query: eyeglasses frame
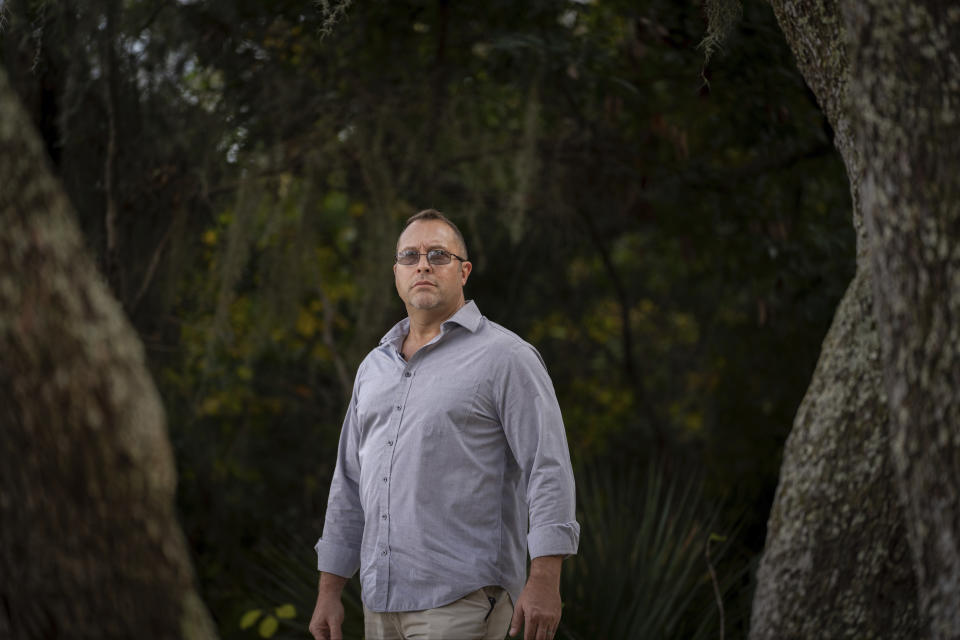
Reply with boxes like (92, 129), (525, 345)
(394, 248), (467, 266)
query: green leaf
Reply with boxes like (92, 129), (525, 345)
(708, 532), (728, 543)
(258, 615), (279, 638)
(239, 609), (262, 630)
(274, 603), (296, 619)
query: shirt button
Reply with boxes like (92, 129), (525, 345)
(382, 477), (388, 483)
(395, 405), (401, 410)
(381, 550), (388, 556)
(387, 440), (393, 446)
(382, 514), (388, 520)
(404, 372), (411, 377)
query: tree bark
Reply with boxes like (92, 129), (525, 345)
(751, 269), (917, 638)
(754, 0), (960, 636)
(751, 0), (921, 636)
(848, 1), (960, 636)
(0, 66), (217, 640)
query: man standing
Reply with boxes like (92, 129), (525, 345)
(309, 210), (580, 640)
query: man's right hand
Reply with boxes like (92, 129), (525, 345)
(309, 573), (348, 640)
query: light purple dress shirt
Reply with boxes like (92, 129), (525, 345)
(314, 301), (580, 612)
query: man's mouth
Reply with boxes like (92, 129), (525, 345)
(412, 281), (436, 288)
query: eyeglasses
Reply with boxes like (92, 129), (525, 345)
(395, 248), (466, 266)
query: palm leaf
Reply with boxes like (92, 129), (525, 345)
(558, 459), (741, 640)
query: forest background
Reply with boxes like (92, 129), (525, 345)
(0, 0), (858, 638)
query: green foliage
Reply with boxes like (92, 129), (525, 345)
(239, 603), (296, 637)
(239, 609), (262, 630)
(258, 616), (278, 638)
(559, 460), (742, 639)
(232, 531), (364, 640)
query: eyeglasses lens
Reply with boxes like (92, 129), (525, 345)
(427, 250), (452, 265)
(396, 250), (452, 265)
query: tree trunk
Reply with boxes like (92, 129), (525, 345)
(848, 1), (960, 636)
(0, 67), (217, 640)
(751, 269), (917, 638)
(751, 0), (920, 636)
(754, 0), (960, 636)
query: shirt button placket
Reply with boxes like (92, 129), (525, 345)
(378, 369), (412, 610)
(377, 366), (411, 610)
(377, 463), (390, 609)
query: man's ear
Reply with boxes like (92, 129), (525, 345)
(460, 261), (473, 285)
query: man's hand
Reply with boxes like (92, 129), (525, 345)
(509, 555), (563, 640)
(309, 573), (348, 640)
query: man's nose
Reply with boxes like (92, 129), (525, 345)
(416, 253), (433, 271)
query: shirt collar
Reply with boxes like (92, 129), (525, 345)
(443, 300), (482, 333)
(379, 300), (482, 349)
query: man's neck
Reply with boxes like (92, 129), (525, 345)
(402, 300), (465, 356)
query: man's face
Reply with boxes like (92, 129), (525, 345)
(393, 220), (472, 313)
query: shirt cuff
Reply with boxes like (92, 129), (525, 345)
(314, 537), (361, 578)
(528, 521), (581, 559)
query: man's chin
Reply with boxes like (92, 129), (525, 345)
(409, 295), (441, 311)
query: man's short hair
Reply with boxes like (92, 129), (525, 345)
(400, 209), (469, 259)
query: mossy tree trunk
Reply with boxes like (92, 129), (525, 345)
(752, 0), (959, 637)
(0, 68), (217, 640)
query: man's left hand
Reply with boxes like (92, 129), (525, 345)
(509, 555), (563, 640)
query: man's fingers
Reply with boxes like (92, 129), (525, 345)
(524, 614), (536, 640)
(544, 617), (559, 639)
(523, 614), (558, 640)
(308, 618), (341, 640)
(523, 610), (539, 640)
(509, 602), (524, 637)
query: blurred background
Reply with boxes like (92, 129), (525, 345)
(0, 0), (854, 637)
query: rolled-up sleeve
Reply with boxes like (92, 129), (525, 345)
(497, 344), (580, 559)
(314, 368), (365, 578)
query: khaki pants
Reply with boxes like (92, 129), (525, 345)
(363, 586), (513, 640)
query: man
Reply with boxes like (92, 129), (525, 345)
(310, 210), (579, 640)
